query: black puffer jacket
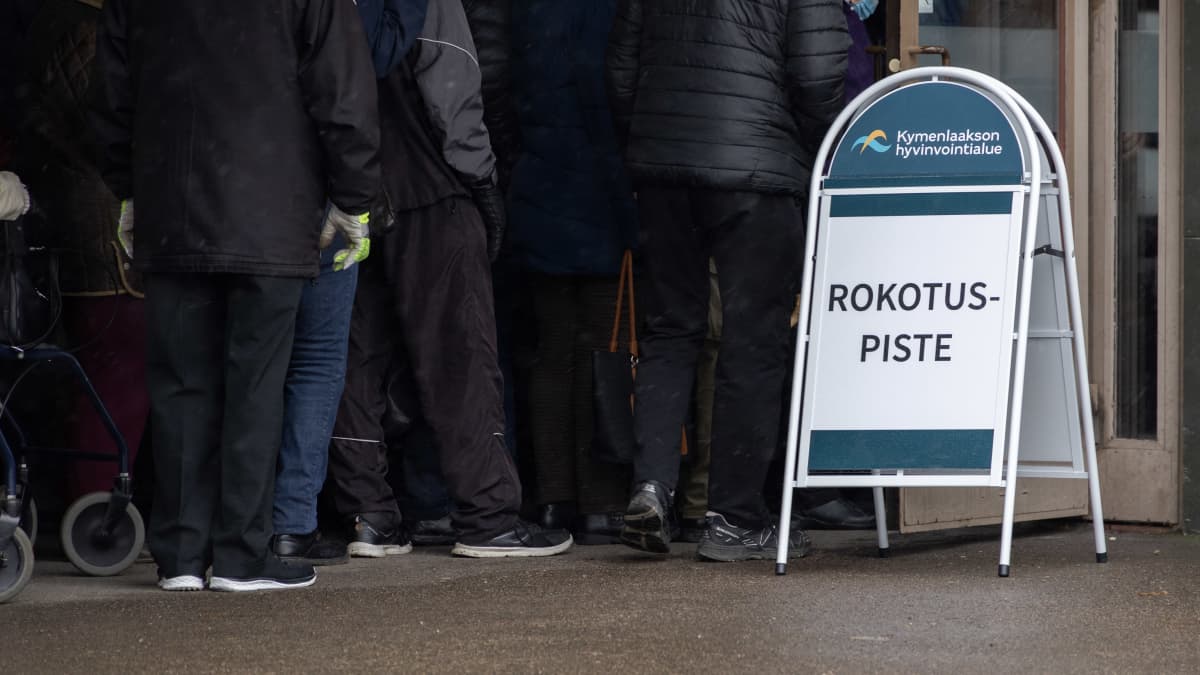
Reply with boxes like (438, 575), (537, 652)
(606, 0), (848, 195)
(464, 0), (518, 185)
(93, 0), (380, 277)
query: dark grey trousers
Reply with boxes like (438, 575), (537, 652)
(145, 273), (303, 578)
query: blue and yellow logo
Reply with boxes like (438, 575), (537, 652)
(852, 129), (892, 154)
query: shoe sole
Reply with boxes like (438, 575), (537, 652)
(696, 541), (813, 563)
(279, 553), (350, 567)
(619, 506), (670, 554)
(347, 542), (413, 558)
(450, 535), (574, 558)
(157, 575), (205, 592)
(209, 574), (317, 592)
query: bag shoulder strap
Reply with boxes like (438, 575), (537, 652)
(607, 250), (637, 356)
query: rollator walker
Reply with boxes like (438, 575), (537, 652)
(0, 217), (145, 603)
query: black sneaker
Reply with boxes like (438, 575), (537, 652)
(209, 556), (316, 592)
(408, 515), (456, 546)
(348, 513), (413, 558)
(272, 531), (349, 566)
(696, 513), (812, 563)
(450, 521), (573, 558)
(619, 481), (674, 554)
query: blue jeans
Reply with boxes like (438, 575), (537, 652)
(273, 248), (359, 534)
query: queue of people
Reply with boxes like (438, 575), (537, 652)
(0, 0), (863, 592)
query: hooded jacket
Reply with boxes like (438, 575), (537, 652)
(92, 0), (381, 277)
(369, 0), (497, 212)
(606, 0), (848, 196)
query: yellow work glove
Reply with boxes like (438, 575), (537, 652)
(320, 203), (371, 271)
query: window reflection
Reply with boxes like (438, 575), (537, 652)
(1115, 0), (1159, 439)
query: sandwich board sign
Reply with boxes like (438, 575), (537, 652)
(776, 68), (1107, 578)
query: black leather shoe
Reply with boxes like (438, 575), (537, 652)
(538, 502), (577, 531)
(574, 512), (624, 545)
(272, 531), (349, 566)
(792, 498), (877, 530)
(451, 520), (573, 558)
(678, 516), (708, 544)
(408, 515), (456, 546)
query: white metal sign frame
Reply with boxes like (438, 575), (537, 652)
(776, 67), (1107, 578)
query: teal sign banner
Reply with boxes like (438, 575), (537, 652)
(827, 81), (1025, 188)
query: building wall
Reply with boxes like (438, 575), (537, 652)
(1181, 0), (1200, 533)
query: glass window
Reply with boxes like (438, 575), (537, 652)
(1115, 0), (1160, 439)
(918, 0), (1060, 131)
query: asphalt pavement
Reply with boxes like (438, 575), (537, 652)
(2, 521), (1197, 673)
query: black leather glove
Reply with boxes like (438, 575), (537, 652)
(470, 176), (506, 263)
(369, 186), (396, 238)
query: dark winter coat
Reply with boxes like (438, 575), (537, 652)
(508, 0), (636, 277)
(93, 0), (381, 277)
(18, 0), (141, 296)
(367, 0), (497, 212)
(464, 0), (519, 185)
(606, 0), (849, 195)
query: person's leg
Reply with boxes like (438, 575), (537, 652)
(210, 275), (304, 581)
(144, 274), (223, 586)
(272, 249), (358, 562)
(620, 187), (710, 553)
(573, 274), (632, 540)
(528, 275), (579, 524)
(392, 197), (524, 543)
(326, 256), (408, 557)
(679, 260), (720, 541)
(703, 191), (806, 552)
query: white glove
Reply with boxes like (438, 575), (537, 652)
(320, 203), (371, 271)
(0, 171), (31, 222)
(117, 199), (135, 258)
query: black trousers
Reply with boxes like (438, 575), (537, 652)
(145, 273), (304, 577)
(528, 274), (631, 514)
(633, 187), (804, 530)
(327, 196), (521, 542)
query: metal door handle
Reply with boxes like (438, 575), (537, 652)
(906, 45), (951, 66)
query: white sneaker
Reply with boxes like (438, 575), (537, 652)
(157, 575), (205, 591)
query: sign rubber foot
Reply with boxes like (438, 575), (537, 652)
(998, 564), (1010, 577)
(878, 547), (890, 559)
(1096, 552), (1108, 563)
(775, 563), (787, 576)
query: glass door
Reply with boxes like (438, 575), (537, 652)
(886, 0), (1093, 532)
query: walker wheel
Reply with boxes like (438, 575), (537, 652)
(20, 497), (37, 545)
(60, 492), (145, 577)
(0, 527), (34, 603)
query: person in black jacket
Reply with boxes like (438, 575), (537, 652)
(325, 0), (572, 558)
(607, 0), (848, 561)
(93, 0), (381, 591)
